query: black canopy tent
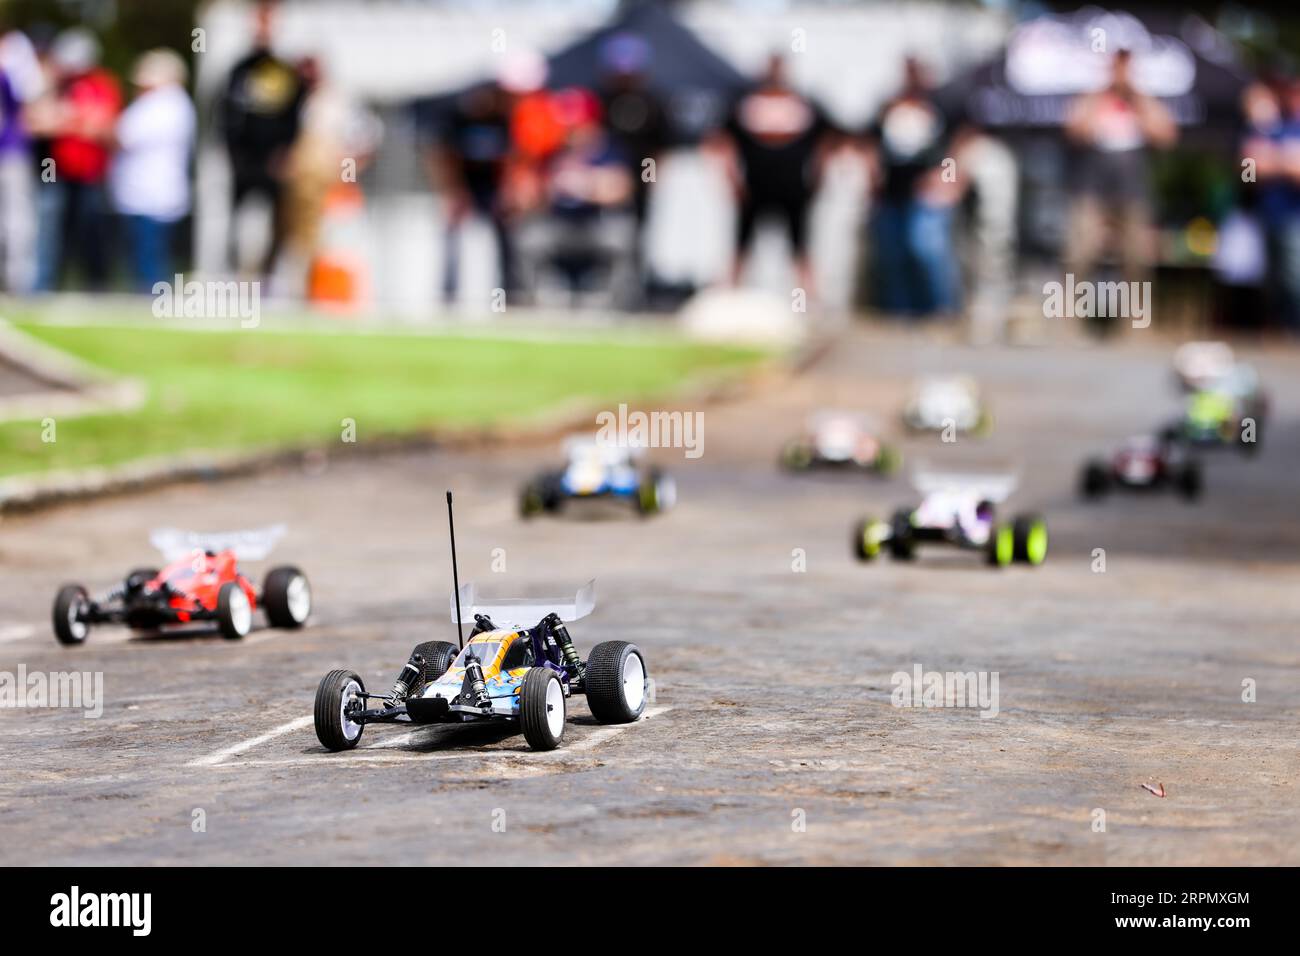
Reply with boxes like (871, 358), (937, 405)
(931, 8), (1252, 258)
(941, 7), (1253, 143)
(414, 0), (748, 145)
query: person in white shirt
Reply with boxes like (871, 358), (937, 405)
(110, 48), (194, 291)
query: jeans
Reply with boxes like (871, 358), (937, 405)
(35, 180), (110, 291)
(873, 199), (960, 315)
(123, 214), (174, 293)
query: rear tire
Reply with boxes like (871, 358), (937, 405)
(584, 641), (647, 724)
(1176, 460), (1203, 500)
(412, 640), (459, 688)
(127, 567), (160, 589)
(636, 469), (673, 516)
(520, 481), (544, 518)
(888, 508), (916, 560)
(315, 669), (366, 751)
(874, 444), (902, 475)
(1080, 461), (1109, 499)
(780, 440), (813, 471)
(216, 581), (252, 640)
(53, 584), (90, 645)
(1012, 514), (1049, 565)
(520, 667), (565, 750)
(263, 566), (311, 628)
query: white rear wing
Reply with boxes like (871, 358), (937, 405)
(451, 579), (596, 628)
(912, 466), (1019, 503)
(149, 524), (286, 562)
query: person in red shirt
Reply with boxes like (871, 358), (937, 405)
(25, 28), (120, 290)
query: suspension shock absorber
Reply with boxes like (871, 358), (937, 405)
(386, 653), (424, 707)
(463, 653), (490, 708)
(544, 613), (585, 681)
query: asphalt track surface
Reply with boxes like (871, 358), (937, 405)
(1, 327), (1297, 865)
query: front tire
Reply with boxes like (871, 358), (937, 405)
(987, 523), (1014, 567)
(216, 581), (252, 640)
(520, 667), (565, 750)
(263, 566), (311, 628)
(315, 669), (366, 751)
(585, 641), (647, 724)
(889, 508), (916, 560)
(53, 584), (90, 645)
(853, 518), (882, 561)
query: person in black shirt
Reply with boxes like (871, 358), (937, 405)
(717, 54), (835, 298)
(866, 57), (962, 316)
(434, 82), (517, 302)
(597, 33), (668, 302)
(219, 1), (304, 277)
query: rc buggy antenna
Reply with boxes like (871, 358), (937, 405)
(447, 490), (464, 650)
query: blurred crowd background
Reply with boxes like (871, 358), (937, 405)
(2, 0), (1300, 338)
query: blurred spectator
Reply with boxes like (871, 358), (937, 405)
(110, 49), (194, 292)
(516, 88), (635, 303)
(1063, 48), (1176, 328)
(0, 27), (41, 294)
(867, 56), (963, 317)
(597, 33), (668, 302)
(1239, 78), (1300, 333)
(220, 0), (304, 277)
(433, 77), (518, 303)
(1217, 81), (1281, 329)
(25, 28), (120, 292)
(717, 54), (834, 298)
(281, 55), (382, 302)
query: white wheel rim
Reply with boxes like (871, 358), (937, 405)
(657, 477), (677, 509)
(229, 588), (251, 635)
(286, 576), (311, 622)
(545, 678), (565, 738)
(340, 679), (362, 741)
(67, 598), (87, 640)
(622, 652), (645, 711)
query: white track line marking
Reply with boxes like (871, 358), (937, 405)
(0, 625), (35, 644)
(197, 706), (672, 768)
(186, 715), (314, 767)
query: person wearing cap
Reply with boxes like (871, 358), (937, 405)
(24, 26), (121, 291)
(110, 49), (195, 291)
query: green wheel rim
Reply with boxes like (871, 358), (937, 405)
(861, 525), (881, 558)
(1026, 521), (1048, 565)
(995, 526), (1013, 566)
